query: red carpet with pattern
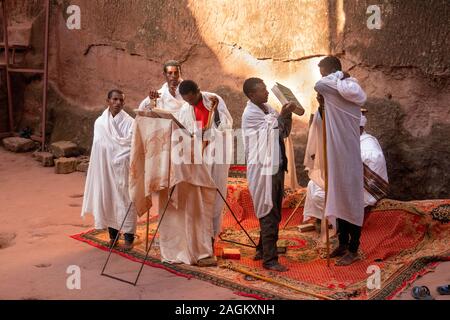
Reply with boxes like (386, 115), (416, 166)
(72, 171), (450, 299)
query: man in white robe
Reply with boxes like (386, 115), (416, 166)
(81, 89), (137, 250)
(176, 80), (233, 247)
(138, 60), (184, 112)
(312, 56), (367, 266)
(242, 77), (303, 272)
(303, 114), (389, 228)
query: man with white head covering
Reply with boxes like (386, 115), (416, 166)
(138, 60), (185, 112)
(304, 112), (389, 217)
(303, 98), (389, 265)
(309, 56), (367, 266)
(359, 113), (389, 206)
(82, 89), (137, 250)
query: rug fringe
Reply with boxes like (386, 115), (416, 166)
(233, 291), (268, 300)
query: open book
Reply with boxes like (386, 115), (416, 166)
(134, 108), (188, 132)
(271, 82), (305, 116)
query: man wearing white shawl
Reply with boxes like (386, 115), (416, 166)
(310, 56), (367, 266)
(304, 114), (389, 228)
(242, 77), (303, 272)
(81, 90), (137, 250)
(138, 60), (184, 112)
(176, 80), (234, 248)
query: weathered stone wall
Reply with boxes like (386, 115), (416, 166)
(3, 0), (449, 200)
(333, 0), (450, 199)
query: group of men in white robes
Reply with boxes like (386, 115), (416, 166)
(81, 56), (387, 269)
(82, 60), (233, 266)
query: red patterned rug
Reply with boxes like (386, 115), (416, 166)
(72, 173), (450, 300)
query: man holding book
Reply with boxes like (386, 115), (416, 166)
(242, 77), (304, 272)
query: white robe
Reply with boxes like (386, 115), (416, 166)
(138, 82), (185, 112)
(176, 92), (233, 237)
(314, 71), (366, 227)
(81, 109), (137, 234)
(242, 101), (282, 219)
(360, 132), (389, 206)
(304, 132), (388, 219)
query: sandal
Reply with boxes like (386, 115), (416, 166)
(411, 286), (434, 300)
(437, 285), (450, 295)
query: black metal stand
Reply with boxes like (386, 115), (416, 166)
(100, 182), (256, 286)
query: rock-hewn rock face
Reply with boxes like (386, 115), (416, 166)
(4, 0), (449, 199)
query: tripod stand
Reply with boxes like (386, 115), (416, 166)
(100, 183), (256, 286)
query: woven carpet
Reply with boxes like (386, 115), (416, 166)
(72, 173), (450, 300)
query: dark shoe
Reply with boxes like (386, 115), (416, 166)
(108, 239), (118, 248)
(437, 285), (450, 295)
(121, 240), (134, 251)
(253, 251), (263, 261)
(263, 262), (289, 272)
(329, 245), (348, 258)
(335, 251), (361, 266)
(412, 286), (434, 300)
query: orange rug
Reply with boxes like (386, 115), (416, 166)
(71, 177), (450, 300)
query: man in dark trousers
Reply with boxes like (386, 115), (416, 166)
(242, 77), (303, 272)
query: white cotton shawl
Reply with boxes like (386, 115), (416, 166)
(138, 82), (185, 112)
(314, 72), (367, 227)
(81, 108), (137, 233)
(176, 91), (233, 236)
(242, 101), (281, 219)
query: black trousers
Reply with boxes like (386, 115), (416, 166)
(337, 218), (361, 253)
(108, 227), (135, 243)
(256, 168), (285, 267)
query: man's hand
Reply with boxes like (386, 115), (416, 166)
(148, 89), (160, 100)
(280, 102), (297, 117)
(209, 96), (219, 109)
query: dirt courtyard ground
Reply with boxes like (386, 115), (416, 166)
(0, 148), (448, 300)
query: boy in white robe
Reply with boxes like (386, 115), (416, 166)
(242, 77), (303, 272)
(176, 80), (233, 250)
(81, 90), (137, 250)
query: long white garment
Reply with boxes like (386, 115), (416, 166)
(176, 92), (233, 237)
(314, 71), (366, 227)
(81, 109), (137, 233)
(360, 132), (389, 206)
(303, 180), (326, 220)
(303, 132), (387, 219)
(242, 101), (281, 219)
(129, 116), (217, 264)
(304, 111), (326, 189)
(138, 82), (185, 112)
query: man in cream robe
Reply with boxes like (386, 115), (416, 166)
(311, 56), (367, 266)
(138, 60), (184, 112)
(304, 114), (389, 226)
(81, 90), (137, 249)
(176, 80), (233, 242)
